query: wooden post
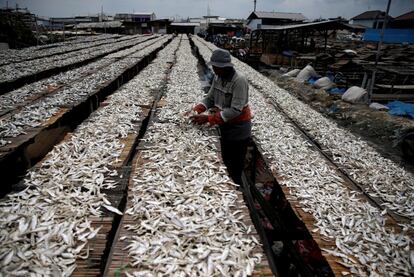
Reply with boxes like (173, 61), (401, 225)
(368, 0), (392, 103)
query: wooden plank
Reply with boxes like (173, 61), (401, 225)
(105, 153), (273, 276)
(156, 99), (167, 108)
(112, 133), (139, 169)
(371, 93), (414, 101)
(72, 217), (114, 276)
(279, 185), (351, 275)
(0, 107), (69, 154)
(375, 84), (414, 90)
(276, 162), (408, 275)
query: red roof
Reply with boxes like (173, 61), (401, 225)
(351, 10), (393, 20)
(395, 10), (414, 21)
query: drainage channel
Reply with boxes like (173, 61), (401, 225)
(101, 36), (182, 276)
(1, 37), (173, 198)
(189, 37), (334, 277)
(243, 144), (334, 277)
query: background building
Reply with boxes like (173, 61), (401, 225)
(391, 10), (414, 29)
(114, 12), (156, 34)
(150, 19), (171, 34)
(350, 10), (393, 29)
(168, 22), (200, 34)
(247, 11), (307, 30)
(114, 12), (156, 23)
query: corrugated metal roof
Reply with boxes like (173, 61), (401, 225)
(170, 22), (200, 27)
(341, 23), (367, 30)
(251, 11), (307, 21)
(258, 20), (341, 30)
(133, 12), (154, 15)
(395, 10), (414, 21)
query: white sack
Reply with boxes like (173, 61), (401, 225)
(314, 77), (334, 90)
(296, 65), (318, 82)
(342, 86), (368, 103)
(283, 69), (300, 77)
(369, 102), (389, 110)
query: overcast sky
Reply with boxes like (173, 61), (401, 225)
(1, 0), (413, 20)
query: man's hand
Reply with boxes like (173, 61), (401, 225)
(190, 114), (209, 125)
(208, 112), (224, 125)
(192, 104), (206, 114)
(184, 104), (206, 117)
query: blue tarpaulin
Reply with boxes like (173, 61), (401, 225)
(386, 101), (414, 119)
(306, 77), (319, 84)
(327, 87), (346, 94)
(306, 77), (346, 94)
(364, 28), (414, 44)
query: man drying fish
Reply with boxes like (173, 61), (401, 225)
(188, 48), (251, 185)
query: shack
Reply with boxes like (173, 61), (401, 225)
(114, 12), (156, 34)
(247, 11), (307, 31)
(207, 23), (242, 36)
(248, 19), (351, 65)
(150, 19), (171, 34)
(168, 22), (200, 34)
(350, 10), (393, 29)
(391, 10), (414, 29)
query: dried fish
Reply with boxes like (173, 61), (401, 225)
(122, 35), (262, 276)
(192, 36), (413, 276)
(0, 36), (178, 275)
(0, 35), (154, 84)
(0, 34), (121, 66)
(103, 205), (123, 215)
(0, 36), (171, 141)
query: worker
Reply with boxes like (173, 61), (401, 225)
(189, 48), (251, 185)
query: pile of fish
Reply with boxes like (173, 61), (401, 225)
(0, 34), (122, 66)
(266, 87), (414, 219)
(103, 35), (167, 60)
(0, 36), (171, 145)
(193, 35), (414, 219)
(192, 36), (413, 276)
(0, 35), (155, 84)
(0, 36), (179, 276)
(0, 59), (112, 115)
(119, 35), (262, 276)
(0, 35), (169, 116)
(232, 55), (414, 220)
(194, 36), (414, 219)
